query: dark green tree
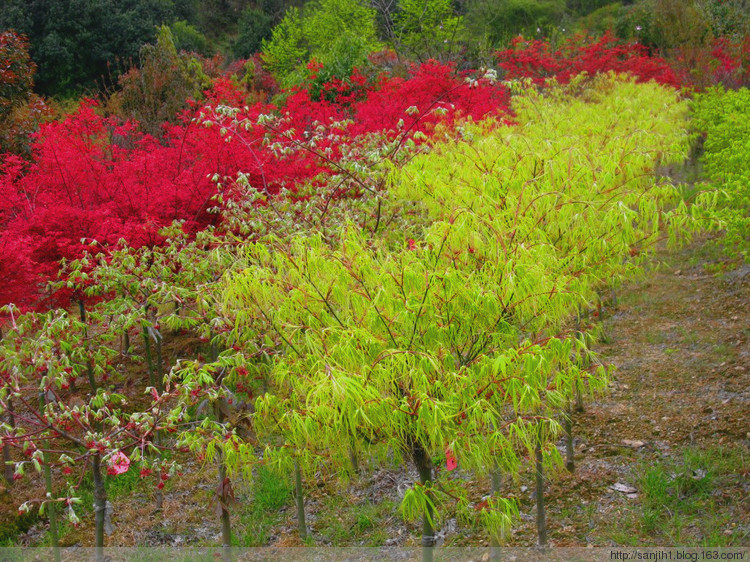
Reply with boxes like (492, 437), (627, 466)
(463, 0), (567, 49)
(0, 0), (180, 96)
(115, 26), (207, 138)
(233, 7), (274, 57)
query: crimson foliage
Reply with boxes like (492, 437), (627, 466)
(0, 61), (510, 311)
(495, 33), (681, 88)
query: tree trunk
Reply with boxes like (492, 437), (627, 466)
(490, 466), (502, 561)
(154, 328), (164, 394)
(39, 393), (60, 560)
(575, 387), (585, 413)
(78, 300), (97, 392)
(564, 402), (575, 474)
(3, 396), (14, 486)
(349, 442), (360, 475)
(92, 454), (107, 562)
(534, 433), (547, 548)
(218, 459), (231, 560)
(294, 461), (307, 541)
(43, 447), (60, 561)
(142, 323), (155, 389)
(142, 320), (164, 510)
(412, 440), (435, 562)
(214, 401), (232, 558)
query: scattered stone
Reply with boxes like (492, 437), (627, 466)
(611, 482), (637, 494)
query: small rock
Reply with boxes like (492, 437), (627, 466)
(611, 482), (637, 494)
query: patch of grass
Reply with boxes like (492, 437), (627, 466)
(0, 509), (38, 545)
(644, 330), (668, 345)
(607, 511), (642, 546)
(600, 446), (748, 547)
(314, 493), (394, 546)
(711, 343), (732, 359)
(234, 466), (293, 547)
(636, 446), (747, 546)
(677, 326), (699, 345)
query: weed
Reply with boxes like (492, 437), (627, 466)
(234, 466), (292, 547)
(635, 447), (747, 546)
(645, 330), (668, 345)
(677, 327), (699, 345)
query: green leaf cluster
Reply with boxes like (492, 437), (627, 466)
(216, 74), (703, 534)
(394, 0), (465, 62)
(261, 0), (380, 87)
(691, 86), (750, 261)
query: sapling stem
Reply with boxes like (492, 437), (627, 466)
(153, 436), (163, 512)
(575, 308), (585, 413)
(564, 402), (575, 473)
(412, 440), (435, 562)
(154, 329), (164, 394)
(490, 466), (502, 562)
(141, 310), (164, 510)
(78, 300), (97, 392)
(294, 461), (307, 540)
(142, 323), (155, 388)
(43, 451), (60, 562)
(3, 325), (14, 486)
(534, 429), (547, 548)
(349, 442), (360, 475)
(575, 387), (585, 413)
(39, 393), (60, 561)
(92, 454), (107, 562)
(214, 400), (232, 558)
(2, 426), (12, 485)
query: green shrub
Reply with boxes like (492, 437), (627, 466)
(691, 86), (750, 261)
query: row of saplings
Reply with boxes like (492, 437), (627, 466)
(0, 75), (711, 561)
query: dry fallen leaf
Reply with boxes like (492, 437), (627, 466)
(623, 439), (645, 448)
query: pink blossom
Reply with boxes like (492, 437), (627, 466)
(107, 451), (130, 476)
(445, 447), (457, 471)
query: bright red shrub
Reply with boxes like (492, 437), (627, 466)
(496, 33), (680, 88)
(0, 61), (511, 311)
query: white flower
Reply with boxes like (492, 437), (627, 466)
(636, 25), (642, 31)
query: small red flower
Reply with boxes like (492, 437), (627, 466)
(446, 447), (457, 471)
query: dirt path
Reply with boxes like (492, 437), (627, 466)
(504, 238), (750, 547)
